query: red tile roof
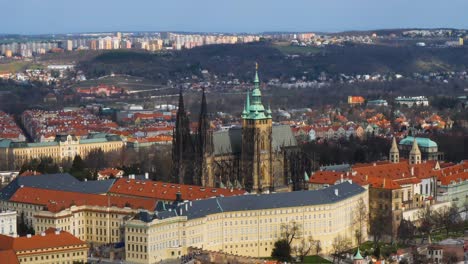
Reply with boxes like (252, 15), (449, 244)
(0, 228), (87, 252)
(10, 187), (156, 212)
(310, 160), (464, 190)
(309, 171), (345, 185)
(0, 250), (19, 264)
(438, 172), (468, 186)
(109, 178), (246, 201)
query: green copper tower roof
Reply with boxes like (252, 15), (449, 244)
(242, 63), (271, 120)
(353, 247), (364, 260)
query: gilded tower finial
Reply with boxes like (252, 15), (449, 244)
(254, 62), (259, 84)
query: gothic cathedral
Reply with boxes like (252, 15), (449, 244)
(172, 65), (304, 193)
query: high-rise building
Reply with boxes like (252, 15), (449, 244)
(65, 40), (73, 51)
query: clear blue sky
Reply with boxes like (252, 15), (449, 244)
(2, 0), (467, 34)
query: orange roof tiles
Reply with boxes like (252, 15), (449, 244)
(310, 160), (465, 190)
(98, 168), (123, 177)
(309, 171), (345, 185)
(10, 187), (156, 213)
(0, 228), (87, 252)
(0, 250), (19, 264)
(109, 178), (246, 201)
(438, 172), (468, 186)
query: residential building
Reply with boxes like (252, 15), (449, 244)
(436, 161), (468, 209)
(0, 210), (16, 237)
(4, 186), (156, 245)
(0, 134), (123, 169)
(367, 99), (388, 107)
(0, 228), (88, 264)
(124, 182), (368, 263)
(427, 239), (465, 264)
(97, 168), (124, 180)
(395, 96), (429, 107)
(0, 173), (114, 226)
(308, 138), (466, 240)
(348, 96), (365, 105)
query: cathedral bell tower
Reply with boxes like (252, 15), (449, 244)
(389, 136), (399, 163)
(241, 63), (273, 193)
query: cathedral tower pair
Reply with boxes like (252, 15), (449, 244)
(172, 87), (211, 185)
(389, 137), (421, 165)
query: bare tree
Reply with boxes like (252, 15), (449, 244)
(292, 236), (317, 262)
(353, 197), (368, 246)
(434, 203), (462, 236)
(331, 235), (352, 264)
(397, 219), (416, 245)
(417, 205), (436, 244)
(280, 221), (302, 246)
(315, 240), (322, 256)
(370, 211), (391, 248)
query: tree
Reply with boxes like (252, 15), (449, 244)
(397, 219), (416, 245)
(370, 211), (391, 248)
(271, 239), (292, 262)
(417, 206), (436, 244)
(314, 240), (322, 256)
(280, 221), (302, 246)
(434, 203), (462, 236)
(331, 235), (352, 264)
(69, 155), (91, 181)
(84, 148), (107, 176)
(353, 197), (368, 246)
(293, 236), (317, 263)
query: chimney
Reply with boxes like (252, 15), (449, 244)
(411, 167), (414, 176)
(334, 189), (339, 196)
(55, 230), (60, 235)
(40, 232), (45, 236)
(175, 191), (182, 202)
(145, 173), (149, 180)
(26, 234), (32, 238)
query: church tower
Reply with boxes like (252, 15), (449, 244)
(196, 87), (213, 186)
(172, 89), (195, 184)
(241, 64), (273, 193)
(409, 138), (421, 165)
(389, 137), (399, 163)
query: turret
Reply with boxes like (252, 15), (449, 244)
(389, 137), (399, 163)
(353, 247), (365, 264)
(409, 138), (421, 165)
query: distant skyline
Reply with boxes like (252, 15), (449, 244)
(2, 0), (468, 35)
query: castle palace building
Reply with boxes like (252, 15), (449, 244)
(172, 67), (301, 193)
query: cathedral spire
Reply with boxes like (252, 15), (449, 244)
(242, 63), (269, 120)
(389, 136), (399, 163)
(409, 138), (421, 164)
(254, 62), (260, 86)
(177, 88), (185, 114)
(172, 87), (195, 184)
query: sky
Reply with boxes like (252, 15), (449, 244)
(2, 0), (468, 35)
